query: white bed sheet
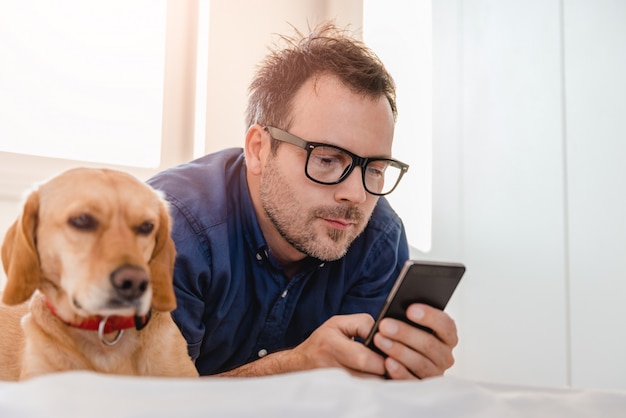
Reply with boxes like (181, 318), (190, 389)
(1, 369), (624, 418)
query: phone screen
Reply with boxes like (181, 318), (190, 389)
(364, 260), (465, 355)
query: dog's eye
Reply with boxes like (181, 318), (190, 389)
(136, 221), (154, 235)
(68, 214), (98, 231)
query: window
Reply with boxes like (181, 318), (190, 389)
(0, 0), (167, 167)
(363, 0), (433, 253)
(0, 0), (203, 200)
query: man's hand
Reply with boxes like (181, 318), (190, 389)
(371, 303), (458, 379)
(288, 314), (386, 378)
(218, 308), (457, 380)
(218, 314), (386, 378)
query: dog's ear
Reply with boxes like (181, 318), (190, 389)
(2, 191), (41, 305)
(149, 198), (177, 312)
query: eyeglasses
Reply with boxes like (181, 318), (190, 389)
(264, 126), (409, 196)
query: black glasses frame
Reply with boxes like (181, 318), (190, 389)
(264, 126), (409, 196)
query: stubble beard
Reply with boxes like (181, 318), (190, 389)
(259, 156), (369, 261)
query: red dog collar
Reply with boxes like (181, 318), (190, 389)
(45, 299), (152, 333)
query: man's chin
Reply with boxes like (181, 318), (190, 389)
(305, 236), (352, 261)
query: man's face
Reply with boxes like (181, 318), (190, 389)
(259, 74), (395, 261)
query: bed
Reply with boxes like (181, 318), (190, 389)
(1, 369), (625, 417)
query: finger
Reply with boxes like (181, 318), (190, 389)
(406, 304), (458, 347)
(376, 317), (455, 374)
(331, 313), (376, 341)
(384, 356), (419, 380)
(373, 332), (443, 378)
(324, 314), (386, 376)
(344, 365), (388, 380)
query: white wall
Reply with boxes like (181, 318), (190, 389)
(564, 0), (626, 390)
(433, 0), (626, 390)
(203, 0), (363, 153)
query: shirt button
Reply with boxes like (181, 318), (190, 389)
(281, 289), (288, 298)
(258, 349), (268, 358)
(256, 252), (262, 261)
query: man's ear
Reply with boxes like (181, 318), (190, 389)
(244, 124), (268, 176)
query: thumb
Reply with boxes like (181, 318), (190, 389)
(333, 313), (376, 340)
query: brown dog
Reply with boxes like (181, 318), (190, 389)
(0, 168), (198, 380)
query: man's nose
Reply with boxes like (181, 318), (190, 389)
(334, 166), (368, 204)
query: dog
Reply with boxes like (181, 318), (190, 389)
(0, 167), (198, 380)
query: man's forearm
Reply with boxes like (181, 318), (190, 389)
(215, 349), (301, 377)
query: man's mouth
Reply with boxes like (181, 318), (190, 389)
(323, 218), (354, 231)
(315, 205), (363, 232)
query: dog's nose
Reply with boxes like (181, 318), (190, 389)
(110, 265), (149, 301)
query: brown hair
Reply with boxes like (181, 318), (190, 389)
(245, 21), (397, 136)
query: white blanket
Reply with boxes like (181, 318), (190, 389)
(1, 369), (624, 417)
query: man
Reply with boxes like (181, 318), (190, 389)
(148, 22), (457, 380)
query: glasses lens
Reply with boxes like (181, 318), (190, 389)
(364, 160), (403, 195)
(305, 143), (406, 196)
(306, 145), (353, 183)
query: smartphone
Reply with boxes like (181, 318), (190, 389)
(364, 260), (466, 355)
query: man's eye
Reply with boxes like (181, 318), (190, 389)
(366, 166), (385, 178)
(68, 214), (98, 231)
(317, 156), (338, 166)
(366, 161), (389, 178)
(311, 148), (347, 168)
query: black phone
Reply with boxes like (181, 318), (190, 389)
(364, 260), (466, 355)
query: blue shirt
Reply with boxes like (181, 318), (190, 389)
(147, 148), (409, 375)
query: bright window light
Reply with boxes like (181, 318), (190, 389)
(0, 0), (167, 168)
(363, 0), (433, 253)
(194, 0), (210, 159)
